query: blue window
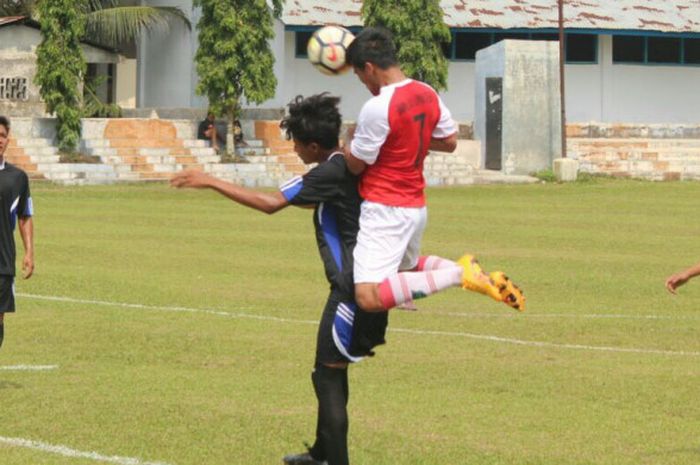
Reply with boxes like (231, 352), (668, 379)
(686, 38), (700, 64)
(613, 34), (700, 66)
(444, 30), (597, 64)
(295, 31), (314, 57)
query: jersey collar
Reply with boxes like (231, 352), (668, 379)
(380, 78), (413, 95)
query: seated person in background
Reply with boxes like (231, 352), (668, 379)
(198, 111), (226, 153)
(233, 119), (247, 147)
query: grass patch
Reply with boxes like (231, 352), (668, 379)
(1, 180), (700, 465)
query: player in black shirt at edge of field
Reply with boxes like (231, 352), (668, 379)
(171, 93), (387, 465)
(0, 116), (34, 350)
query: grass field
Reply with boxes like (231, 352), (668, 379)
(1, 179), (699, 465)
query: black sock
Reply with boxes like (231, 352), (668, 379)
(308, 364), (349, 465)
(0, 323), (4, 349)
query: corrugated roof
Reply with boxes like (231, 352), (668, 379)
(281, 1), (700, 33)
(0, 16), (26, 27)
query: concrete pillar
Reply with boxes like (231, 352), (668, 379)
(475, 40), (562, 175)
(553, 157), (579, 182)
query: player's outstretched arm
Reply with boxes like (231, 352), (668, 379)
(18, 216), (33, 279)
(665, 261), (700, 294)
(171, 170), (288, 214)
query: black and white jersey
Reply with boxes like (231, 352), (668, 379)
(280, 153), (360, 299)
(0, 163), (32, 276)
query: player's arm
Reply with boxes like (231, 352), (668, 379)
(665, 261), (700, 294)
(429, 132), (457, 153)
(430, 96), (458, 153)
(18, 216), (34, 279)
(171, 170), (288, 214)
(342, 144), (367, 175)
(344, 99), (388, 175)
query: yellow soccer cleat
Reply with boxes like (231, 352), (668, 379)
(457, 254), (502, 302)
(489, 271), (526, 312)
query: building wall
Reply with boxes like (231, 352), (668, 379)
(135, 2), (700, 124)
(0, 26), (44, 116)
(138, 0), (205, 108)
(116, 59), (137, 109)
(0, 24), (120, 117)
(567, 35), (700, 124)
(274, 32), (700, 124)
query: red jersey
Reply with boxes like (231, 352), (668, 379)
(350, 79), (456, 207)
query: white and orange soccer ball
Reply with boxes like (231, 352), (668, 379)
(307, 26), (355, 76)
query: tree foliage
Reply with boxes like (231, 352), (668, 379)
(194, 0), (283, 132)
(83, 0), (190, 47)
(362, 0), (451, 91)
(34, 0), (87, 153)
(1, 1), (190, 47)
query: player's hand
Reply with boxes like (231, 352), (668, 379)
(22, 254), (34, 279)
(343, 125), (356, 147)
(665, 272), (689, 294)
(170, 170), (212, 189)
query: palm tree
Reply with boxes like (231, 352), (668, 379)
(0, 0), (190, 47)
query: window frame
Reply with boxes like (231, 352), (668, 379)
(445, 29), (598, 64)
(612, 33), (700, 67)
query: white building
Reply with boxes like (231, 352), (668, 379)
(0, 16), (123, 117)
(137, 1), (700, 123)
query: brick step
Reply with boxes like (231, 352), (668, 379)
(577, 152), (700, 159)
(127, 162), (204, 173)
(571, 147), (700, 155)
(11, 138), (55, 149)
(235, 146), (270, 157)
(570, 139), (700, 149)
(275, 153), (309, 175)
(238, 139), (264, 148)
(267, 144), (296, 156)
(5, 146), (58, 158)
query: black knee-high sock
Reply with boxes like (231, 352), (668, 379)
(308, 364), (349, 465)
(0, 323), (4, 349)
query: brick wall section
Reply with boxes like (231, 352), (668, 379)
(568, 123), (700, 180)
(103, 119), (202, 179)
(569, 137), (700, 181)
(567, 123), (700, 140)
(4, 137), (41, 179)
(254, 120), (306, 175)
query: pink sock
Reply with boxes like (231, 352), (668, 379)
(378, 266), (463, 310)
(413, 255), (458, 271)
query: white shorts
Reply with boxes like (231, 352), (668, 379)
(353, 201), (427, 283)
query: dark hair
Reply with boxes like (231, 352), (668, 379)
(0, 116), (9, 133)
(280, 93), (342, 150)
(346, 27), (398, 70)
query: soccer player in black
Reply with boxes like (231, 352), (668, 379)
(171, 94), (386, 465)
(0, 116), (35, 349)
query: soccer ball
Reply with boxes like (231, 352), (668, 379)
(307, 26), (355, 76)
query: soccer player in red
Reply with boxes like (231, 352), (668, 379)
(343, 27), (524, 313)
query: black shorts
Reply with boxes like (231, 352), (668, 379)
(315, 292), (388, 366)
(0, 275), (15, 313)
(316, 294), (347, 365)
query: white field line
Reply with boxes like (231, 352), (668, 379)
(428, 311), (700, 321)
(0, 436), (172, 465)
(18, 293), (700, 357)
(390, 328), (700, 356)
(0, 365), (58, 371)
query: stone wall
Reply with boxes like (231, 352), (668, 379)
(567, 123), (700, 181)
